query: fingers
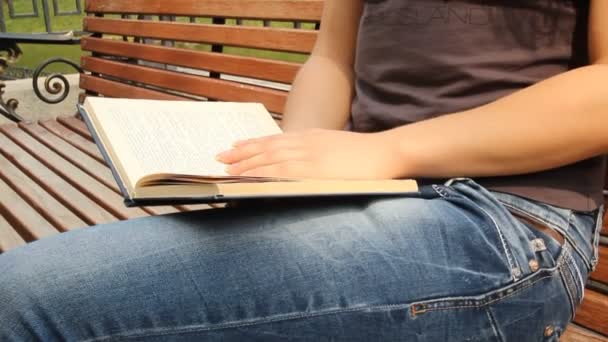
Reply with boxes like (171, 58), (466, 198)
(240, 161), (308, 178)
(226, 148), (306, 175)
(216, 134), (301, 164)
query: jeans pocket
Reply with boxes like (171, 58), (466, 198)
(409, 248), (575, 340)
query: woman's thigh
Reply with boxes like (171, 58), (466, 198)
(0, 181), (576, 341)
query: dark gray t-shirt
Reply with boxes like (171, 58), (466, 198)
(350, 0), (606, 211)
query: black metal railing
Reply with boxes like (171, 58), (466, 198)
(0, 0), (83, 34)
(0, 0), (84, 122)
(0, 6), (318, 123)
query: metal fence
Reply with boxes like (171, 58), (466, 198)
(0, 0), (83, 33)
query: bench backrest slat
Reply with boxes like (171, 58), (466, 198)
(86, 0), (324, 21)
(81, 0), (321, 115)
(84, 18), (318, 54)
(81, 56), (287, 113)
(80, 74), (185, 101)
(81, 37), (300, 84)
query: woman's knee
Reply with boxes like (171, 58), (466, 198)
(0, 249), (72, 339)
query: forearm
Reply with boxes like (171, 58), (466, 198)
(386, 65), (608, 179)
(281, 55), (354, 132)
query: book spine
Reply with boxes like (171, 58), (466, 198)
(77, 104), (133, 204)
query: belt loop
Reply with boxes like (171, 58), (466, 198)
(444, 177), (470, 187)
(591, 205), (605, 271)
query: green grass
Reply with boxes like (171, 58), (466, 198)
(4, 1), (313, 76)
(5, 0), (84, 73)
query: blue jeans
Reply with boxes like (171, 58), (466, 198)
(0, 179), (603, 341)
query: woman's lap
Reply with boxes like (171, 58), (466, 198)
(0, 179), (598, 341)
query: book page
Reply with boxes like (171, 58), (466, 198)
(87, 98), (282, 188)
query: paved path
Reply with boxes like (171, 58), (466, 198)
(0, 74), (81, 125)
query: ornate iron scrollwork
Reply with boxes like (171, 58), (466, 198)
(0, 40), (23, 122)
(32, 57), (83, 105)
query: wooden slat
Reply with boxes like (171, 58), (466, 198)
(0, 177), (58, 242)
(0, 212), (27, 253)
(592, 245), (608, 284)
(81, 37), (301, 84)
(57, 116), (94, 142)
(84, 17), (317, 54)
(18, 122), (181, 217)
(575, 289), (608, 336)
(0, 131), (116, 226)
(0, 152), (86, 232)
(20, 122), (117, 191)
(86, 0), (324, 22)
(80, 74), (187, 102)
(41, 119), (105, 163)
(81, 56), (288, 113)
(180, 204), (213, 211)
(52, 121), (208, 215)
(563, 324), (608, 342)
(0, 125), (148, 222)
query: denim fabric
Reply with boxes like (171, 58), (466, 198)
(0, 179), (602, 341)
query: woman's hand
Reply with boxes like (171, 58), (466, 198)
(216, 129), (402, 179)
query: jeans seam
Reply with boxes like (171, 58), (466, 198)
(410, 274), (556, 317)
(485, 308), (505, 342)
(569, 253), (586, 304)
(559, 264), (577, 321)
(469, 202), (519, 281)
(83, 302), (415, 341)
(434, 184), (519, 280)
(409, 244), (569, 317)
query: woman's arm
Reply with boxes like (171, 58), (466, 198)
(384, 0), (608, 178)
(280, 0), (362, 132)
(218, 1), (608, 180)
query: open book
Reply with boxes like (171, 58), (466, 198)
(78, 98), (418, 206)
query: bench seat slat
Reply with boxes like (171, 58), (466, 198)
(0, 125), (146, 222)
(0, 213), (27, 253)
(180, 204), (214, 211)
(592, 245), (608, 284)
(20, 122), (118, 192)
(0, 130), (117, 225)
(574, 289), (608, 336)
(86, 0), (324, 21)
(563, 324), (608, 342)
(57, 116), (94, 142)
(0, 177), (58, 242)
(81, 37), (301, 84)
(80, 74), (186, 101)
(18, 122), (182, 217)
(84, 17), (317, 54)
(0, 152), (87, 232)
(81, 56), (288, 114)
(41, 119), (105, 163)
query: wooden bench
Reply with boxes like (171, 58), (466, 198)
(0, 1), (606, 340)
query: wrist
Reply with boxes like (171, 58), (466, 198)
(382, 125), (436, 179)
(373, 129), (419, 179)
